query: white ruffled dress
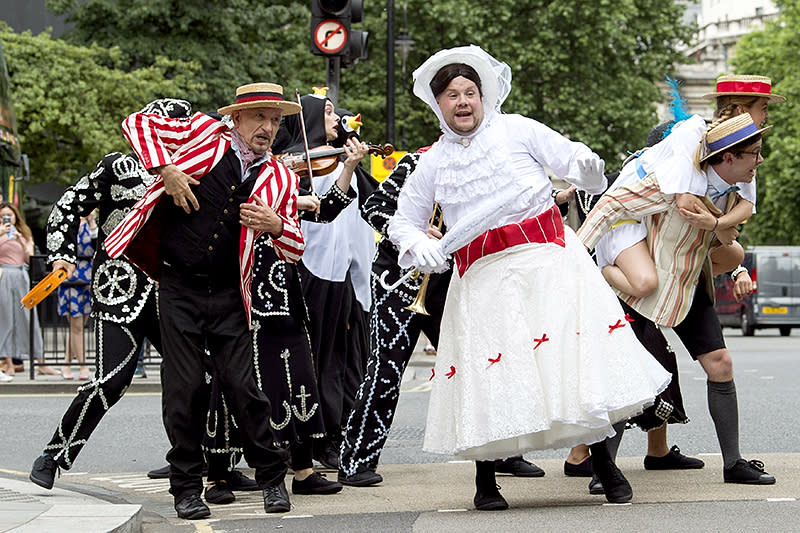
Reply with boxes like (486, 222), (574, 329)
(389, 113), (671, 460)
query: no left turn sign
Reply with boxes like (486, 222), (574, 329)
(313, 20), (348, 54)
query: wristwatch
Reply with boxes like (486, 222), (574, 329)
(730, 264), (748, 281)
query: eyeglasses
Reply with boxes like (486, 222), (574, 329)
(737, 149), (762, 160)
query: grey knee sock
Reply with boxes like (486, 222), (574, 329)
(707, 379), (742, 469)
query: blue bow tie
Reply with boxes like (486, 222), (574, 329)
(711, 185), (740, 200)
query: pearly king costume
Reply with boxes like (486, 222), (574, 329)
(37, 99), (192, 472)
(388, 46), (670, 460)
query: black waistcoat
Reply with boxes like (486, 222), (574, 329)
(160, 149), (259, 283)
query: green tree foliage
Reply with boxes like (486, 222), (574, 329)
(343, 0), (694, 164)
(47, 0), (692, 166)
(733, 0), (800, 244)
(47, 0), (316, 114)
(0, 23), (199, 185)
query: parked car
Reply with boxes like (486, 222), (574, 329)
(714, 246), (800, 336)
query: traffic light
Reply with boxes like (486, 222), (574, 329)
(310, 0), (367, 65)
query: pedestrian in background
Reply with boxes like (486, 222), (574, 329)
(58, 212), (96, 380)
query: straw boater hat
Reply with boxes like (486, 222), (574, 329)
(699, 113), (772, 163)
(703, 74), (786, 103)
(217, 83), (301, 115)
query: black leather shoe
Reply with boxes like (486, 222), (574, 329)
(593, 461), (632, 503)
(564, 457), (593, 477)
(723, 459), (776, 485)
(495, 456), (545, 477)
(227, 469), (259, 491)
(474, 484), (509, 511)
(263, 481), (291, 513)
(204, 482), (235, 504)
(314, 447), (340, 471)
(292, 472), (343, 495)
(147, 465), (170, 479)
(644, 445), (705, 470)
(588, 474), (604, 495)
(338, 469), (383, 487)
(175, 494), (211, 520)
(30, 454), (59, 490)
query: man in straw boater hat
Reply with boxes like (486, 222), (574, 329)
(105, 83), (305, 518)
(566, 74), (786, 490)
(388, 45), (672, 510)
(579, 112), (776, 486)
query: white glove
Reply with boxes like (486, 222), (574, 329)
(411, 238), (447, 273)
(576, 158), (607, 194)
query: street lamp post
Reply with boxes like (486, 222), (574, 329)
(394, 23), (414, 150)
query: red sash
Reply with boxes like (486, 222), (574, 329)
(453, 204), (565, 277)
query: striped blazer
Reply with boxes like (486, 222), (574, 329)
(105, 112), (304, 324)
(577, 174), (732, 328)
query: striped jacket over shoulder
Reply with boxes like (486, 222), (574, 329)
(105, 111), (304, 324)
(577, 174), (720, 328)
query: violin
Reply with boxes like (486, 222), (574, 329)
(276, 143), (394, 178)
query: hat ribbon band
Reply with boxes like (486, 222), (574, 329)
(236, 91), (285, 104)
(707, 122), (758, 152)
(716, 80), (772, 95)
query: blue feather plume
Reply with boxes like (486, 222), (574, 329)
(662, 76), (691, 139)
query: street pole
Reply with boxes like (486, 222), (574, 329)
(326, 56), (341, 106)
(386, 0), (395, 146)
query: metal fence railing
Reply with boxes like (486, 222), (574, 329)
(25, 254), (161, 379)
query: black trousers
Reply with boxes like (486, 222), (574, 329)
(45, 291), (162, 468)
(159, 267), (288, 501)
(340, 267), (450, 476)
(299, 264), (367, 447)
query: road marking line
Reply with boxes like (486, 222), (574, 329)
(438, 508), (468, 513)
(283, 515), (314, 518)
(193, 522), (213, 533)
(760, 376), (775, 379)
(602, 502), (632, 507)
(767, 498), (796, 502)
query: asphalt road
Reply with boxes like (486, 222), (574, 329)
(2, 327), (798, 531)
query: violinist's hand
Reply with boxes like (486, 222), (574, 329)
(342, 137), (370, 172)
(241, 195), (283, 237)
(52, 259), (76, 280)
(157, 164), (200, 213)
(297, 193), (321, 214)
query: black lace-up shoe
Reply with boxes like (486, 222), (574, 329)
(723, 459), (776, 485)
(495, 457), (545, 477)
(263, 480), (291, 513)
(175, 494), (211, 520)
(30, 454), (59, 490)
(593, 460), (632, 503)
(204, 482), (235, 505)
(147, 465), (170, 479)
(292, 472), (343, 495)
(564, 457), (593, 477)
(338, 469), (383, 487)
(314, 447), (340, 470)
(474, 483), (509, 511)
(588, 474), (604, 495)
(644, 445), (705, 470)
(227, 469), (259, 491)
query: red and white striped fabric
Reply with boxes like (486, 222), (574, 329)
(105, 111), (304, 324)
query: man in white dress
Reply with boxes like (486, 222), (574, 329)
(387, 45), (671, 511)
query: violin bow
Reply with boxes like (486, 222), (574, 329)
(295, 89), (315, 195)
